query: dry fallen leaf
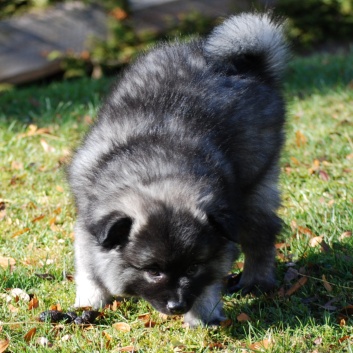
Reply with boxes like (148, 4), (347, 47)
(40, 139), (55, 153)
(0, 338), (9, 353)
(11, 227), (30, 238)
(237, 313), (251, 322)
(319, 170), (330, 181)
(295, 130), (307, 147)
(28, 297), (39, 310)
(298, 226), (316, 237)
(275, 242), (290, 250)
(309, 236), (323, 247)
(339, 231), (352, 241)
(285, 276), (308, 296)
(56, 185), (64, 193)
(11, 161), (24, 170)
(24, 327), (37, 343)
(113, 345), (135, 352)
(248, 338), (273, 351)
(32, 214), (45, 223)
(137, 313), (150, 323)
(110, 7), (128, 20)
(0, 256), (16, 269)
(112, 322), (131, 332)
(322, 275), (333, 292)
(220, 318), (233, 327)
(313, 337), (322, 345)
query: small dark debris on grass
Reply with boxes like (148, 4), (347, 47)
(39, 310), (101, 324)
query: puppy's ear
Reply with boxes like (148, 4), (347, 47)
(207, 211), (237, 243)
(90, 215), (133, 249)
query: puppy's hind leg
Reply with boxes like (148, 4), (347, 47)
(233, 173), (282, 295)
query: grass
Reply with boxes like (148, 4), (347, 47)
(1, 50), (353, 352)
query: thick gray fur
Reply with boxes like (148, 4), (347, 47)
(68, 13), (288, 326)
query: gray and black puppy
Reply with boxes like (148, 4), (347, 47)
(68, 13), (288, 326)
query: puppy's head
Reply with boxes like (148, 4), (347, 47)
(93, 202), (237, 316)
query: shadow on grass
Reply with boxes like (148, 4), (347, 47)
(223, 240), (353, 339)
(0, 76), (115, 129)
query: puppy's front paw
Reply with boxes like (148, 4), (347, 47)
(75, 277), (111, 309)
(184, 310), (226, 328)
(183, 283), (225, 327)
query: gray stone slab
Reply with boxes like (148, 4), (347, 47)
(0, 0), (247, 84)
(0, 2), (107, 84)
(131, 0), (251, 34)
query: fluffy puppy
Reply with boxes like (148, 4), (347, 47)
(68, 13), (288, 326)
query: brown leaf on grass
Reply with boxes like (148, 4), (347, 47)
(8, 304), (19, 313)
(11, 161), (23, 170)
(322, 275), (333, 292)
(208, 342), (226, 350)
(144, 320), (156, 328)
(237, 313), (251, 322)
(313, 337), (323, 345)
(137, 313), (150, 323)
(308, 159), (320, 174)
(295, 130), (307, 147)
(285, 276), (308, 296)
(110, 7), (128, 20)
(339, 231), (352, 241)
(24, 327), (36, 343)
(248, 338), (273, 351)
(290, 156), (300, 166)
(0, 338), (9, 353)
(309, 236), (323, 247)
(28, 297), (39, 310)
(112, 322), (131, 332)
(338, 335), (350, 343)
(113, 346), (135, 352)
(0, 206), (6, 221)
(340, 305), (353, 316)
(0, 256), (16, 269)
(235, 262), (244, 270)
(102, 331), (112, 349)
(297, 226), (316, 237)
(40, 139), (55, 153)
(56, 185), (64, 193)
(220, 319), (233, 327)
(49, 303), (62, 311)
(11, 227), (30, 238)
(275, 242), (290, 250)
(319, 170), (330, 181)
(339, 318), (346, 327)
(31, 214), (45, 223)
(17, 125), (52, 139)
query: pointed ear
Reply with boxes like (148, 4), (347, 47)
(207, 211), (237, 243)
(89, 214), (133, 249)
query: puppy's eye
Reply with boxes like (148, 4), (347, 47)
(186, 264), (199, 276)
(146, 269), (162, 277)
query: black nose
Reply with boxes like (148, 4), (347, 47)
(167, 301), (187, 315)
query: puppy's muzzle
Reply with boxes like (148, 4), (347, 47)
(167, 300), (187, 315)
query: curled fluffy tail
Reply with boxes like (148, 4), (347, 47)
(204, 13), (288, 83)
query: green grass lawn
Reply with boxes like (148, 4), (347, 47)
(0, 51), (353, 352)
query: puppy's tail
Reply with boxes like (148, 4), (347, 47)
(204, 13), (288, 83)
